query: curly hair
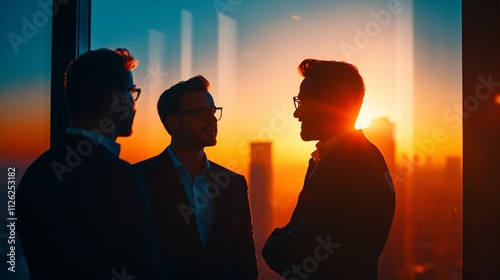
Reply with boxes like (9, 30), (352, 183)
(114, 48), (139, 71)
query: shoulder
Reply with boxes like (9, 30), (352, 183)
(134, 156), (158, 170)
(209, 160), (238, 174)
(134, 151), (169, 173)
(132, 151), (174, 189)
(321, 131), (389, 179)
(341, 131), (386, 160)
(209, 161), (244, 179)
(208, 161), (248, 190)
(18, 148), (55, 191)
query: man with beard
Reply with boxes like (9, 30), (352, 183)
(135, 75), (258, 280)
(17, 48), (166, 279)
(262, 59), (395, 279)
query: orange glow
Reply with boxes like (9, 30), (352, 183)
(355, 110), (373, 130)
(2, 3), (463, 278)
(0, 87), (50, 166)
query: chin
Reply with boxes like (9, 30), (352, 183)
(117, 128), (133, 138)
(299, 129), (317, 142)
(206, 139), (217, 147)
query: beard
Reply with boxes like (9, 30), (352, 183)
(299, 121), (320, 141)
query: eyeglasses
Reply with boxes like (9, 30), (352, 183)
(293, 96), (300, 109)
(118, 87), (142, 101)
(174, 107), (223, 122)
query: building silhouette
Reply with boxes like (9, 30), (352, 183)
(248, 142), (277, 280)
(364, 118), (462, 279)
(363, 118), (405, 279)
(364, 117), (397, 171)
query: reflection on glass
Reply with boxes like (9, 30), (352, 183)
(91, 1), (462, 279)
(0, 1), (52, 279)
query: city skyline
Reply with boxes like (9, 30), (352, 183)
(256, 117), (462, 280)
(0, 1), (463, 279)
(0, 1), (462, 169)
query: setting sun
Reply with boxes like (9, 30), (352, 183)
(355, 111), (373, 129)
(0, 1), (464, 279)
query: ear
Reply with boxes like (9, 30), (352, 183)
(101, 89), (120, 112)
(165, 114), (180, 132)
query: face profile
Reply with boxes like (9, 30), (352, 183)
(263, 58), (394, 279)
(16, 48), (167, 279)
(135, 74), (258, 279)
(293, 59), (365, 142)
(293, 77), (327, 141)
(62, 48), (140, 140)
(167, 90), (221, 148)
(112, 70), (140, 137)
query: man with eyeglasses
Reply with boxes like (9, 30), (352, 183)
(17, 48), (167, 279)
(262, 59), (395, 279)
(134, 75), (258, 280)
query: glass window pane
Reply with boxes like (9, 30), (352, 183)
(92, 1), (462, 279)
(0, 1), (52, 279)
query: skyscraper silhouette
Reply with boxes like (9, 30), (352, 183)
(364, 117), (396, 171)
(249, 142), (276, 279)
(363, 118), (405, 279)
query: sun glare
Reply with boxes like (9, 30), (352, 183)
(355, 112), (373, 129)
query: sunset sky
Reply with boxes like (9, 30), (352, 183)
(1, 0), (461, 206)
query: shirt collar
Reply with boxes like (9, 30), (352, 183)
(167, 146), (211, 174)
(66, 127), (121, 157)
(311, 129), (356, 162)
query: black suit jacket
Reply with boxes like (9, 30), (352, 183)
(134, 149), (258, 280)
(262, 130), (395, 279)
(17, 134), (167, 280)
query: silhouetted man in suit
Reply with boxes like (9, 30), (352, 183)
(134, 75), (258, 280)
(16, 48), (167, 280)
(262, 59), (395, 279)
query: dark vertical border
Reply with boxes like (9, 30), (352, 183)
(50, 0), (90, 146)
(463, 0), (500, 278)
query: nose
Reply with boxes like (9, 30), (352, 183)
(293, 107), (300, 119)
(208, 111), (218, 123)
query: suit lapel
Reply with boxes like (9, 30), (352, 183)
(161, 151), (193, 214)
(204, 163), (223, 252)
(303, 132), (357, 194)
(303, 157), (330, 193)
(157, 150), (203, 249)
(290, 141), (345, 225)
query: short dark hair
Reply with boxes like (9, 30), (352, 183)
(157, 75), (210, 133)
(298, 59), (365, 101)
(64, 48), (138, 118)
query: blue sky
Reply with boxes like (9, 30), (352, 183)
(0, 0), (461, 92)
(0, 0), (462, 167)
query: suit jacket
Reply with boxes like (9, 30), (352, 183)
(16, 134), (167, 280)
(262, 130), (395, 280)
(134, 149), (258, 280)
